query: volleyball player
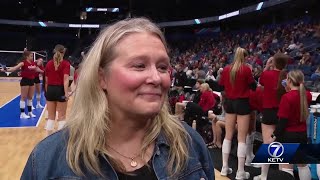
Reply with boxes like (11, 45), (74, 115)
(44, 44), (70, 136)
(254, 53), (288, 180)
(267, 70), (312, 180)
(1, 51), (43, 118)
(219, 47), (257, 179)
(34, 58), (44, 108)
(246, 86), (263, 167)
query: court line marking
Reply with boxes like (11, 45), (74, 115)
(0, 94), (20, 109)
(36, 104), (47, 127)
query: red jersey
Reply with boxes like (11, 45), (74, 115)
(35, 64), (44, 78)
(219, 64), (255, 99)
(45, 60), (70, 86)
(198, 91), (216, 112)
(277, 90), (312, 133)
(259, 70), (282, 108)
(20, 60), (36, 79)
(249, 86), (263, 112)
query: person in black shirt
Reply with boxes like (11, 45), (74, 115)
(174, 64), (187, 88)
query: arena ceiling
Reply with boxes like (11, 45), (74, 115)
(0, 0), (262, 24)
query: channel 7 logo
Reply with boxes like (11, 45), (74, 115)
(267, 142), (284, 163)
(252, 142), (299, 164)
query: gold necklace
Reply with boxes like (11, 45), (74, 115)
(107, 145), (141, 168)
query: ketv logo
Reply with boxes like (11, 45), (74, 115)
(252, 142), (299, 164)
(267, 142), (284, 163)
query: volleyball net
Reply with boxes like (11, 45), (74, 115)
(0, 50), (47, 77)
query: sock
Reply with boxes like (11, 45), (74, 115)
(261, 164), (270, 179)
(298, 166), (311, 180)
(45, 119), (55, 131)
(36, 94), (41, 105)
(57, 121), (66, 130)
(222, 139), (232, 168)
(246, 134), (254, 158)
(20, 100), (25, 113)
(27, 100), (32, 112)
(282, 168), (294, 177)
(237, 142), (247, 172)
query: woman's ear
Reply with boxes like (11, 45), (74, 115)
(98, 68), (108, 90)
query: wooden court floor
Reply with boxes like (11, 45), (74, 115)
(0, 79), (228, 180)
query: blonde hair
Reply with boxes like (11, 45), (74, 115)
(287, 70), (309, 122)
(53, 44), (66, 70)
(230, 47), (248, 85)
(66, 17), (189, 177)
(200, 83), (212, 92)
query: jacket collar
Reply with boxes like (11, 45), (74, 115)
(155, 130), (170, 147)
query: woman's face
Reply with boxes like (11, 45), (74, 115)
(27, 54), (33, 61)
(37, 59), (43, 66)
(100, 33), (171, 119)
(286, 75), (293, 90)
(195, 82), (200, 89)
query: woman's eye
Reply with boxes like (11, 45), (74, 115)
(158, 65), (169, 72)
(133, 64), (145, 69)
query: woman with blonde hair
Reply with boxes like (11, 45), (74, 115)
(219, 47), (256, 179)
(198, 83), (216, 114)
(21, 18), (214, 179)
(44, 44), (70, 136)
(265, 70), (312, 180)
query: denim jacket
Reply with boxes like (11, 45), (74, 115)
(21, 122), (214, 180)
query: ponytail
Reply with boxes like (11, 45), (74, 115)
(53, 51), (63, 70)
(230, 47), (247, 85)
(299, 83), (309, 122)
(276, 69), (287, 100)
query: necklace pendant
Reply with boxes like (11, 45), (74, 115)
(130, 160), (138, 167)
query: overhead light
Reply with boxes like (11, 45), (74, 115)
(18, 1), (22, 4)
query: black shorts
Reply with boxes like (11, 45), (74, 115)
(224, 98), (251, 115)
(34, 77), (40, 84)
(20, 78), (34, 86)
(261, 108), (278, 125)
(46, 85), (66, 102)
(277, 131), (307, 143)
(69, 80), (73, 87)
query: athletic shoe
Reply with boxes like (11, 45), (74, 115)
(29, 112), (36, 118)
(36, 104), (44, 108)
(220, 166), (232, 176)
(20, 113), (30, 119)
(236, 171), (250, 180)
